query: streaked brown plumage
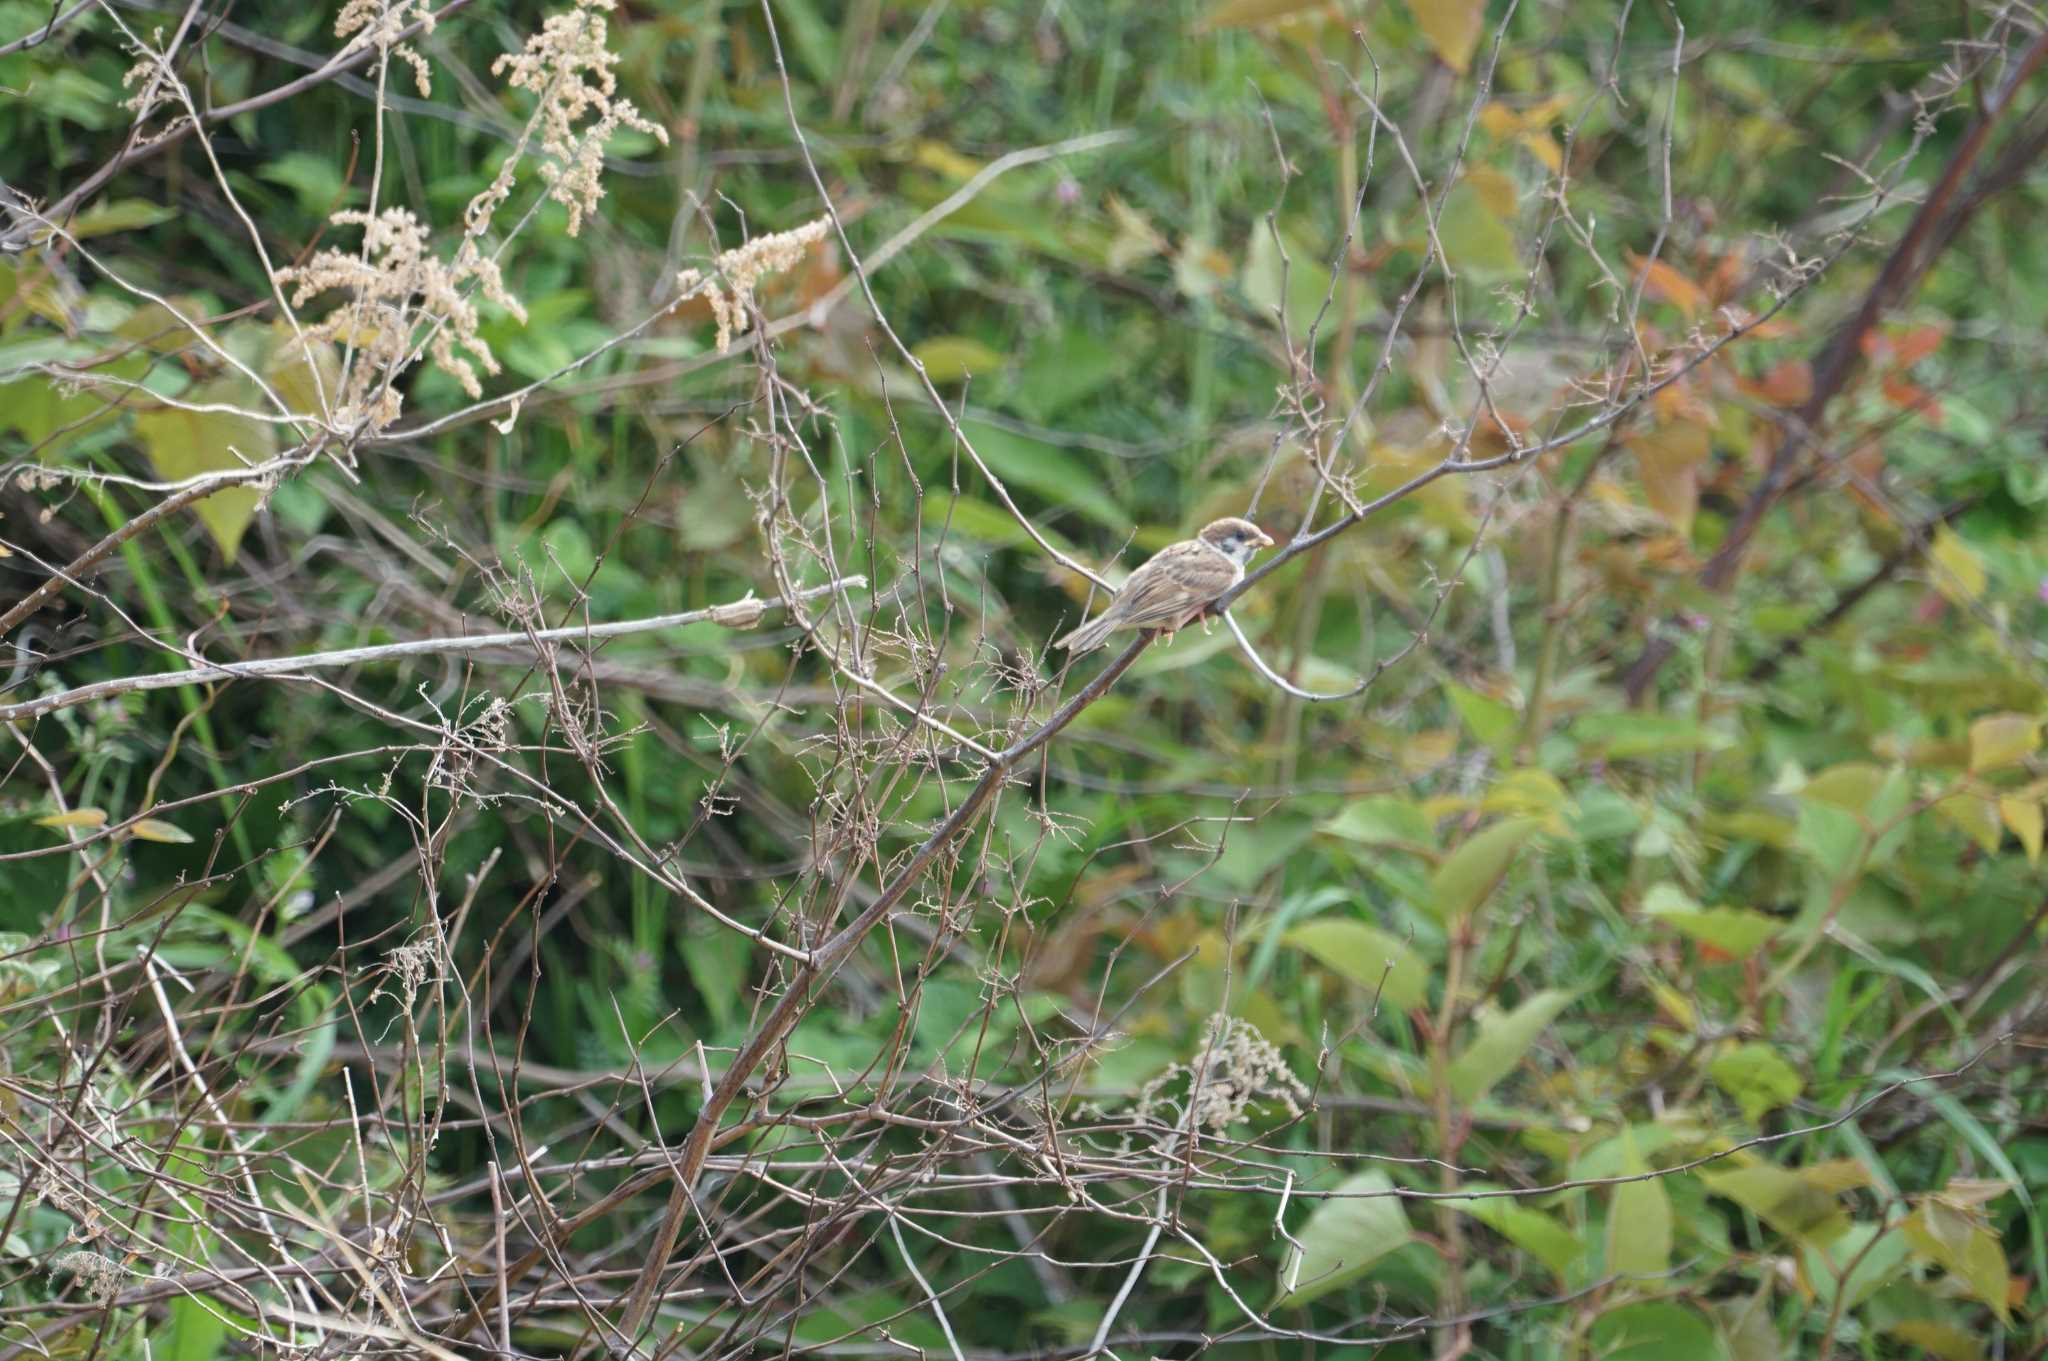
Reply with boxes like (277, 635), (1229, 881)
(1055, 517), (1275, 653)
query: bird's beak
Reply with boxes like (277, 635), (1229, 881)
(1253, 527), (1276, 549)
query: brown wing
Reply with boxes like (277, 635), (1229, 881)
(1109, 542), (1237, 629)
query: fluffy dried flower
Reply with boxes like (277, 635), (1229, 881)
(674, 217), (831, 353)
(50, 1250), (125, 1304)
(272, 208), (525, 430)
(335, 0), (436, 97)
(1134, 1014), (1308, 1134)
(119, 30), (176, 123)
(487, 0), (667, 238)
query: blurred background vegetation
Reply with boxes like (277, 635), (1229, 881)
(3, 0), (2048, 1357)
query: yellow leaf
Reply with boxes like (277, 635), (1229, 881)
(1420, 793), (1475, 822)
(1648, 980), (1696, 1030)
(1934, 792), (2003, 854)
(1409, 0), (1484, 74)
(1886, 1319), (1985, 1361)
(128, 819), (195, 845)
(132, 381), (276, 564)
(1630, 423), (1710, 536)
(1478, 103), (1520, 138)
(1464, 164), (1519, 218)
(1968, 713), (2040, 774)
(1106, 195), (1169, 272)
(1401, 728), (1458, 776)
(1929, 527), (1987, 604)
(1903, 1199), (2010, 1323)
(1999, 797), (2043, 863)
(1799, 1159), (1875, 1194)
(264, 325), (344, 419)
(911, 141), (983, 181)
(1517, 132), (1563, 174)
(35, 809), (108, 830)
(911, 336), (1006, 383)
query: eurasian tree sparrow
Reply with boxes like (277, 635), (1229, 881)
(1054, 517), (1275, 654)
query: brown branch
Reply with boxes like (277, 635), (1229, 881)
(609, 630), (1152, 1346)
(1744, 495), (1977, 683)
(0, 454), (318, 642)
(1623, 27), (2048, 700)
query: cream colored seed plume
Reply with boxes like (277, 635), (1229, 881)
(674, 217), (831, 353)
(489, 0), (668, 239)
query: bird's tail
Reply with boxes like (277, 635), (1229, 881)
(1054, 612), (1118, 654)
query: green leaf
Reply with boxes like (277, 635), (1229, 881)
(1319, 796), (1437, 852)
(958, 418), (1123, 529)
(1642, 883), (1783, 958)
(1194, 0), (1331, 30)
(1573, 712), (1732, 759)
(1016, 329), (1126, 418)
(1708, 1042), (1803, 1122)
(1709, 1284), (1778, 1361)
(912, 335), (1007, 384)
(1283, 919), (1429, 1011)
(255, 152), (353, 215)
(160, 1295), (230, 1361)
(924, 496), (1078, 553)
(1447, 682), (1517, 752)
(1698, 1164), (1850, 1244)
(682, 926), (753, 1032)
(1241, 222), (1336, 338)
(1445, 989), (1572, 1103)
(1588, 1301), (1725, 1361)
(1794, 798), (1865, 881)
(1435, 175), (1520, 274)
(1481, 768), (1574, 827)
(66, 198), (177, 240)
(1606, 1129), (1672, 1278)
(1441, 1183), (1583, 1280)
(0, 349), (149, 450)
(767, 0), (839, 85)
(1427, 817), (1541, 923)
(1275, 1170), (1412, 1306)
(0, 932), (62, 1002)
(1803, 1220), (1909, 1313)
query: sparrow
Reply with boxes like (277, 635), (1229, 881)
(1054, 517), (1276, 654)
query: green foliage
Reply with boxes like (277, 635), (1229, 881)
(3, 0), (2046, 1356)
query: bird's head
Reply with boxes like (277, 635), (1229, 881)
(1197, 517), (1276, 567)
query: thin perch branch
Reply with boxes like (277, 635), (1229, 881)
(0, 577), (867, 723)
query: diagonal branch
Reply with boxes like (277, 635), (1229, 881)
(1622, 27), (2048, 700)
